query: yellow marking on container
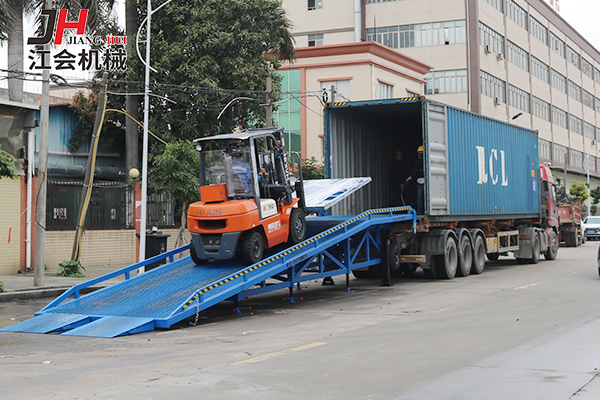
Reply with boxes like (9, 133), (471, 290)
(234, 342), (327, 365)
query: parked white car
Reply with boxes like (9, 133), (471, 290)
(583, 216), (600, 241)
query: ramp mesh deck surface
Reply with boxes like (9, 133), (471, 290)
(48, 259), (244, 319)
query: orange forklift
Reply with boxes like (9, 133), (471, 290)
(187, 127), (306, 265)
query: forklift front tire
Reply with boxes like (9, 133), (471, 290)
(287, 208), (307, 245)
(242, 231), (264, 265)
(190, 242), (209, 265)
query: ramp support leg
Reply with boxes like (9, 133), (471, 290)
(380, 229), (393, 287)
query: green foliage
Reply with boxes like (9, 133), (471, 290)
(0, 280), (4, 293)
(56, 260), (86, 278)
(135, 0), (295, 144)
(69, 91), (126, 155)
(152, 141), (201, 208)
(569, 182), (589, 203)
(590, 186), (600, 205)
(0, 144), (17, 179)
(301, 157), (324, 180)
(592, 204), (598, 216)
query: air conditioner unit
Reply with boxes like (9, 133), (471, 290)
(494, 97), (501, 106)
(497, 53), (504, 61)
(485, 44), (492, 54)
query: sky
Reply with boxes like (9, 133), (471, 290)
(1, 0), (600, 94)
(558, 0), (600, 51)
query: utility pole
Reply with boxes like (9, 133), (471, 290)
(34, 5), (51, 286)
(266, 76), (272, 128)
(71, 72), (109, 261)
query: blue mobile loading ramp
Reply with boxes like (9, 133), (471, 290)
(1, 207), (416, 338)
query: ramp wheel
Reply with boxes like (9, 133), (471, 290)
(242, 231), (263, 265)
(190, 243), (208, 265)
(287, 208), (306, 245)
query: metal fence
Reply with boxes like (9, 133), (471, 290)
(47, 183), (179, 230)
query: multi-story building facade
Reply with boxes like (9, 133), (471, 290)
(282, 0), (600, 191)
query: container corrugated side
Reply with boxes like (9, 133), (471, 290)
(443, 106), (540, 218)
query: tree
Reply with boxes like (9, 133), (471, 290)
(569, 181), (589, 204)
(152, 141), (200, 244)
(0, 144), (17, 179)
(138, 0), (295, 144)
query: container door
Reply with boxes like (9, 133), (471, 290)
(426, 103), (449, 215)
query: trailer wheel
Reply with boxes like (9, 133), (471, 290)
(486, 253), (500, 261)
(471, 235), (486, 274)
(352, 268), (376, 279)
(190, 242), (209, 265)
(401, 263), (418, 276)
(241, 231), (264, 265)
(457, 235), (472, 277)
(544, 231), (558, 260)
(388, 242), (401, 273)
(434, 236), (458, 279)
(529, 233), (540, 264)
(287, 208), (306, 245)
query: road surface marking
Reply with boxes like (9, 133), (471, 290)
(515, 283), (538, 290)
(235, 342), (327, 365)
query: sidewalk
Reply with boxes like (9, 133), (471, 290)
(0, 264), (129, 303)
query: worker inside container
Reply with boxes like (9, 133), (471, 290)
(404, 145), (425, 215)
(391, 150), (409, 206)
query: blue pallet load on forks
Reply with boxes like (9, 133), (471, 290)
(1, 206), (416, 338)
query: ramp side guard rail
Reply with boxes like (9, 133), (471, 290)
(3, 207), (415, 337)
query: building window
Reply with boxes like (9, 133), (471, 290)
(321, 79), (351, 103)
(539, 138), (551, 160)
(424, 69), (467, 94)
(582, 58), (593, 79)
(509, 84), (530, 113)
(531, 56), (549, 83)
(584, 122), (596, 140)
(569, 114), (582, 135)
(567, 46), (580, 69)
(485, 0), (503, 12)
(507, 41), (529, 72)
(571, 149), (583, 169)
(479, 23), (505, 55)
(274, 70), (302, 152)
(529, 16), (548, 45)
(568, 80), (582, 102)
(308, 0), (323, 10)
(506, 0), (528, 30)
(583, 90), (595, 110)
(367, 20), (466, 49)
(308, 34), (323, 46)
(550, 31), (565, 58)
(532, 96), (550, 121)
(551, 69), (567, 93)
(481, 70), (506, 104)
(594, 67), (600, 84)
(378, 82), (393, 99)
(596, 97), (600, 114)
(554, 143), (567, 164)
(552, 106), (567, 128)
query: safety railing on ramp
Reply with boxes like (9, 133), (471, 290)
(1, 206), (416, 338)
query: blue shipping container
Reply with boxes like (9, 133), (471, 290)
(325, 98), (540, 220)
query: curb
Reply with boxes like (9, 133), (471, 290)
(0, 286), (103, 303)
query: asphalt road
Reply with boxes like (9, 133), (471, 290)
(1, 242), (600, 399)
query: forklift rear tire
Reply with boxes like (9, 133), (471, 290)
(190, 243), (209, 265)
(242, 231), (264, 265)
(287, 208), (307, 245)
